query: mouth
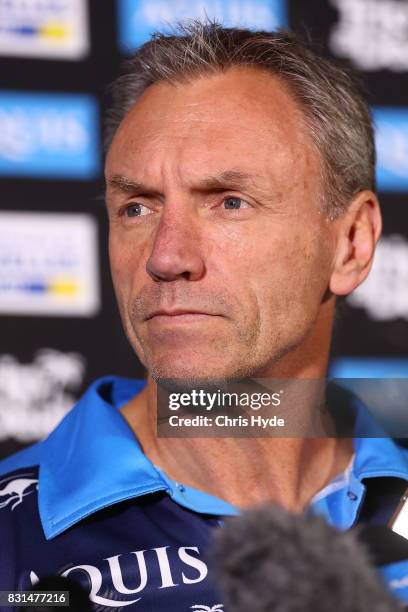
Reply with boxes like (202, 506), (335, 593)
(147, 309), (214, 318)
(146, 309), (218, 323)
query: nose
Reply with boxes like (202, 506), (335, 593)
(146, 207), (205, 282)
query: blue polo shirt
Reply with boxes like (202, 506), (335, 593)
(1, 376), (408, 609)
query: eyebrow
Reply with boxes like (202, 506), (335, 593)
(193, 169), (262, 192)
(107, 169), (263, 197)
(107, 175), (161, 197)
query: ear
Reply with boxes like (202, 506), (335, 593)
(329, 191), (382, 296)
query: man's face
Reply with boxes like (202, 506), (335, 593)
(105, 67), (336, 382)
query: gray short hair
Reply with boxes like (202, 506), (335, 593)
(106, 20), (376, 218)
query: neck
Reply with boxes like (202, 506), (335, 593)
(120, 371), (354, 513)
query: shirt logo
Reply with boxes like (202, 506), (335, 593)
(191, 605), (224, 611)
(29, 545), (210, 608)
(0, 474), (38, 510)
(379, 560), (408, 604)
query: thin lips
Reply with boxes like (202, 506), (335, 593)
(146, 309), (214, 320)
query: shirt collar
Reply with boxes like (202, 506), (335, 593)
(38, 377), (408, 539)
(310, 393), (408, 530)
(39, 377), (237, 540)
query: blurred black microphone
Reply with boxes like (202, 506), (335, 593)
(357, 523), (408, 566)
(28, 575), (92, 612)
(212, 506), (405, 612)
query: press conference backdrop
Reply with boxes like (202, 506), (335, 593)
(0, 0), (407, 459)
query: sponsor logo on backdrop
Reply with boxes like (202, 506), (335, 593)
(0, 0), (89, 60)
(373, 108), (408, 192)
(329, 359), (408, 429)
(117, 0), (288, 52)
(0, 349), (86, 442)
(330, 358), (408, 380)
(0, 212), (100, 316)
(347, 235), (408, 320)
(0, 92), (99, 179)
(330, 0), (408, 71)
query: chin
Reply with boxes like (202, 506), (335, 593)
(147, 353), (228, 384)
(146, 352), (259, 392)
(150, 366), (230, 388)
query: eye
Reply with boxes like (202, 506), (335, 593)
(124, 202), (152, 217)
(223, 196), (251, 210)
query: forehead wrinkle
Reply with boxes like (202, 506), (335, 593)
(106, 168), (274, 203)
(191, 168), (281, 205)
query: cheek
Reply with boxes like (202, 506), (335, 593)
(108, 232), (138, 302)
(223, 224), (330, 325)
